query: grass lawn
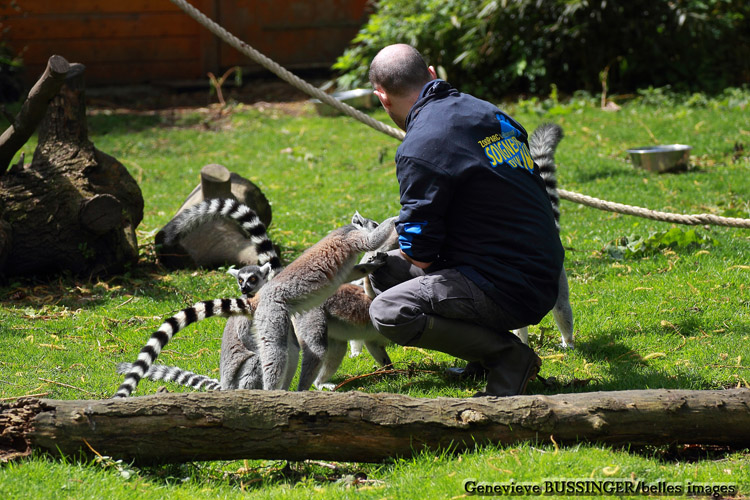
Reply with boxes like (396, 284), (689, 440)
(1, 86), (749, 499)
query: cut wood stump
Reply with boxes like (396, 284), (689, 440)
(0, 57), (143, 277)
(1, 389), (748, 464)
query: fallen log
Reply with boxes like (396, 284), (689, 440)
(2, 388), (749, 464)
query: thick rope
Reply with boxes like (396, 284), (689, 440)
(559, 189), (750, 228)
(170, 0), (749, 230)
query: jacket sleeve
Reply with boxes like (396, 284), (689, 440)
(395, 155), (454, 262)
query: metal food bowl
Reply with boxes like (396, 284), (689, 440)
(626, 144), (692, 173)
(310, 88), (376, 116)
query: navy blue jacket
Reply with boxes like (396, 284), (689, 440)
(396, 80), (564, 325)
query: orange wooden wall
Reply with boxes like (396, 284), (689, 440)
(0, 0), (369, 87)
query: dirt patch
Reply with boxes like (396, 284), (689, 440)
(85, 77), (327, 114)
(82, 77), (328, 129)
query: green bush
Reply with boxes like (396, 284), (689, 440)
(334, 0), (750, 99)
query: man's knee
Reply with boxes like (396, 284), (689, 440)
(370, 293), (425, 346)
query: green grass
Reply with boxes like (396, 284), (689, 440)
(1, 88), (749, 498)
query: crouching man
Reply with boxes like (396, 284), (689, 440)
(367, 44), (564, 397)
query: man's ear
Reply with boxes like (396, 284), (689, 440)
(373, 88), (391, 109)
(427, 65), (438, 80)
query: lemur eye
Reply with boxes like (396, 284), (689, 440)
(249, 277), (258, 283)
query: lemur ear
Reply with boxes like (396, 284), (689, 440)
(351, 211), (366, 226)
(259, 262), (272, 277)
(227, 268), (240, 278)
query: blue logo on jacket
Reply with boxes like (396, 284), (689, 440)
(397, 221), (426, 257)
(496, 113), (522, 139)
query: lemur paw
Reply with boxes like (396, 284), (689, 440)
(367, 252), (388, 266)
(315, 383), (337, 391)
(350, 252), (388, 279)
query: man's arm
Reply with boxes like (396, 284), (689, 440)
(400, 250), (432, 269)
(396, 156), (452, 266)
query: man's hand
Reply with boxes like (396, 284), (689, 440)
(400, 250), (432, 270)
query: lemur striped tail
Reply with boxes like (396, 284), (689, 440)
(116, 362), (221, 391)
(161, 198), (283, 277)
(529, 123), (564, 230)
(113, 297), (253, 398)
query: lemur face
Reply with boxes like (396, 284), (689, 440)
(238, 272), (263, 295)
(228, 262), (272, 297)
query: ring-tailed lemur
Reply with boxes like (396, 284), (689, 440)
(160, 198), (283, 278)
(252, 213), (396, 391)
(227, 263), (270, 297)
(295, 283), (392, 391)
(225, 263), (297, 392)
(115, 263), (281, 391)
(512, 122), (574, 348)
(114, 200), (284, 398)
(117, 262), (392, 393)
(295, 227), (399, 389)
(113, 211), (396, 398)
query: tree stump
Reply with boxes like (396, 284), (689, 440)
(0, 55), (70, 174)
(0, 60), (143, 278)
(155, 163), (273, 269)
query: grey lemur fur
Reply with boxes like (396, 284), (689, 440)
(294, 230), (399, 390)
(512, 122), (574, 348)
(253, 212), (397, 390)
(160, 197), (282, 276)
(295, 283), (392, 390)
(117, 260), (394, 393)
(113, 211), (395, 397)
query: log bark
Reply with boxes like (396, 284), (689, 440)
(0, 62), (143, 277)
(0, 55), (70, 174)
(2, 389), (748, 464)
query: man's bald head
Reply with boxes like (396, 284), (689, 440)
(369, 44), (433, 96)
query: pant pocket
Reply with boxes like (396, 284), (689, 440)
(423, 270), (481, 321)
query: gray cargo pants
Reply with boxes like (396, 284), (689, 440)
(369, 250), (525, 346)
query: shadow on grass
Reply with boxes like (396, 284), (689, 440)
(0, 261), (232, 313)
(569, 318), (711, 393)
(88, 113), (166, 136)
(567, 161), (635, 184)
(330, 360), (458, 395)
(332, 316), (715, 396)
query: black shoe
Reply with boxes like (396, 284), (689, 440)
(444, 361), (488, 380)
(411, 315), (542, 397)
(474, 348), (542, 397)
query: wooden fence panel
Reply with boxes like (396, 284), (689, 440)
(1, 0), (369, 87)
(219, 0), (368, 69)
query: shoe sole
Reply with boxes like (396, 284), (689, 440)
(519, 353), (542, 395)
